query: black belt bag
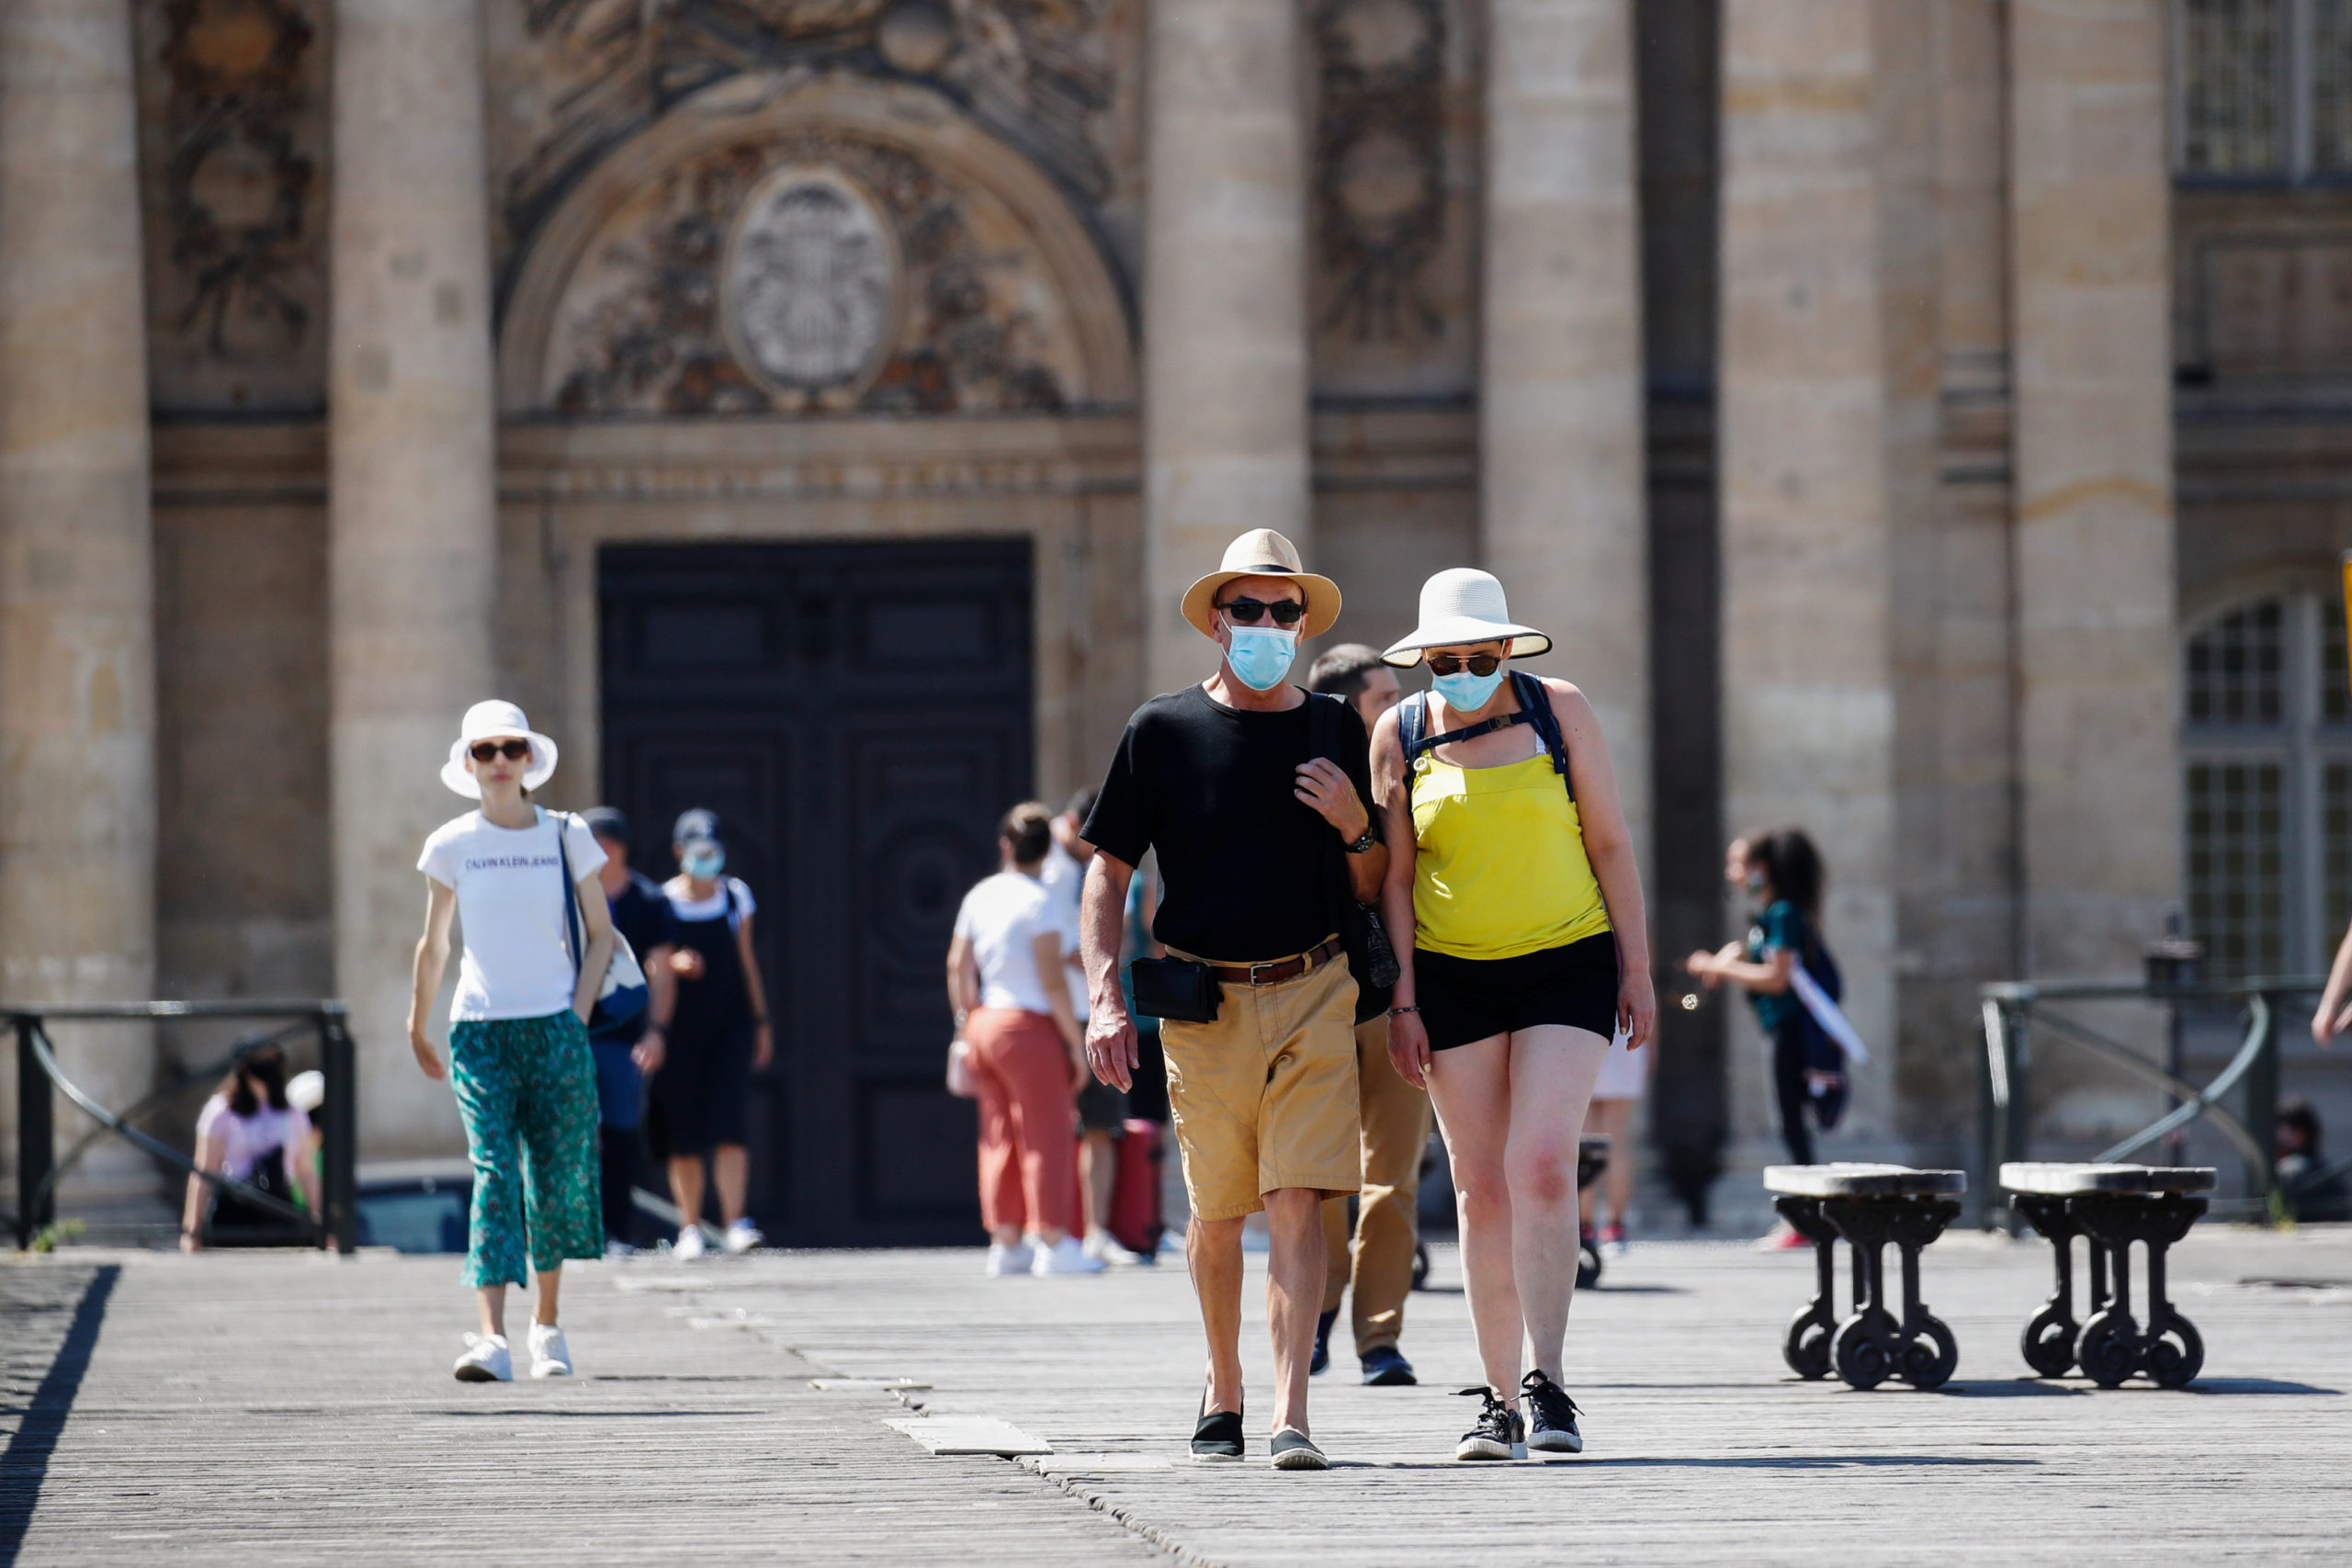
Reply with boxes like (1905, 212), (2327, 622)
(1127, 955), (1221, 1024)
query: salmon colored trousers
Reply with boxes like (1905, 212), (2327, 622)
(966, 1007), (1081, 1237)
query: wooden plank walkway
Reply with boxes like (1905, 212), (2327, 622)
(5, 1225), (2351, 1564)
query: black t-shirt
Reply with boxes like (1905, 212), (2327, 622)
(594, 871), (681, 1043)
(1082, 684), (1377, 964)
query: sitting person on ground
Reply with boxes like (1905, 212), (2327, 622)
(949, 802), (1102, 1277)
(2278, 1100), (2351, 1223)
(180, 1044), (320, 1250)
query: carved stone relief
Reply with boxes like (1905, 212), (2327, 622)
(490, 0), (1139, 296)
(542, 130), (1081, 415)
(1309, 0), (1476, 400)
(135, 0), (329, 412)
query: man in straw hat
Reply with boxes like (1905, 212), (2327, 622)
(1076, 528), (1387, 1472)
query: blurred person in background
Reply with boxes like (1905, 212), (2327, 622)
(1305, 642), (1425, 1387)
(180, 1045), (318, 1250)
(661, 808), (772, 1258)
(950, 801), (1102, 1276)
(2278, 1100), (2351, 1222)
(1685, 829), (1836, 1249)
(582, 807), (682, 1255)
(286, 1067), (326, 1206)
(411, 700), (614, 1382)
(1045, 788), (1139, 1264)
(1579, 1032), (1649, 1258)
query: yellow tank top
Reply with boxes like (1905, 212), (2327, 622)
(1410, 748), (1612, 960)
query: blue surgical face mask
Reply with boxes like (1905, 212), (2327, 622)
(1226, 626), (1298, 692)
(1430, 667), (1505, 713)
(684, 847), (725, 880)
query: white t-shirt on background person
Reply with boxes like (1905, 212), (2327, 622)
(194, 1095), (311, 1184)
(953, 871), (1070, 1016)
(417, 807), (607, 1021)
(666, 876), (756, 930)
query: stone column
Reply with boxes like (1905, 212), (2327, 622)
(0, 0), (158, 1194)
(1717, 0), (1896, 1143)
(330, 0), (497, 1153)
(1481, 0), (1648, 861)
(2007, 0), (2177, 977)
(1142, 0), (1312, 697)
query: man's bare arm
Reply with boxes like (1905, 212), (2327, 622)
(1080, 850), (1138, 1091)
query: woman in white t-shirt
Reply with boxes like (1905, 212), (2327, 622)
(947, 802), (1102, 1277)
(409, 700), (617, 1383)
(178, 1045), (317, 1249)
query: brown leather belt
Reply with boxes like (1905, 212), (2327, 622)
(1202, 939), (1344, 988)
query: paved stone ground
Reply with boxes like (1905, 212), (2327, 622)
(4, 1225), (2350, 1565)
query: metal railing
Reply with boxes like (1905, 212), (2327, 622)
(8, 1001), (356, 1254)
(1976, 976), (2321, 1227)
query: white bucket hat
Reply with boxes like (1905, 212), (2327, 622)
(1381, 568), (1553, 667)
(440, 699), (560, 797)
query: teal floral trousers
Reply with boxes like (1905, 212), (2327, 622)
(449, 1010), (602, 1289)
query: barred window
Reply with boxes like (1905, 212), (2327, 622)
(2178, 0), (2352, 180)
(2183, 590), (2352, 976)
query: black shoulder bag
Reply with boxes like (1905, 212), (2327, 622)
(1306, 693), (1398, 1024)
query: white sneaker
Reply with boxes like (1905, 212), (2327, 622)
(1083, 1230), (1144, 1266)
(527, 1323), (573, 1379)
(605, 1239), (638, 1258)
(724, 1219), (763, 1255)
(453, 1333), (512, 1382)
(985, 1241), (1035, 1276)
(673, 1226), (708, 1260)
(1032, 1235), (1107, 1275)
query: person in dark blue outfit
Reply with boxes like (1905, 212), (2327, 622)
(582, 807), (680, 1254)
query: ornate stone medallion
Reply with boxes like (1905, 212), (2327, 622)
(722, 165), (900, 405)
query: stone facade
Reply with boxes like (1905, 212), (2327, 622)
(5, 0), (2344, 1209)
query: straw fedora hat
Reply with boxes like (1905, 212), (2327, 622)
(1180, 528), (1342, 640)
(440, 699), (560, 797)
(1381, 569), (1553, 667)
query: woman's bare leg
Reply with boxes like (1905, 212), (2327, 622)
(476, 1284), (504, 1340)
(534, 1265), (562, 1327)
(1507, 1026), (1610, 1382)
(1427, 1034), (1521, 1393)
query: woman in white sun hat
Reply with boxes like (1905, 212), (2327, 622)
(410, 699), (616, 1383)
(1367, 569), (1654, 1464)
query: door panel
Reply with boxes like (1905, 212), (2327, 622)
(600, 538), (1032, 1245)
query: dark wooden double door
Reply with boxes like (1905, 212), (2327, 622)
(600, 539), (1031, 1245)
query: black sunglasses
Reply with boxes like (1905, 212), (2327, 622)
(1426, 652), (1502, 677)
(1217, 596), (1305, 626)
(469, 739), (531, 762)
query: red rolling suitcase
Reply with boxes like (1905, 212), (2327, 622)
(1108, 1117), (1165, 1258)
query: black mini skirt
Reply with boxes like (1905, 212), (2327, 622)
(1414, 933), (1619, 1051)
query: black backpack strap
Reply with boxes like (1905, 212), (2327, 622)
(1509, 670), (1574, 799)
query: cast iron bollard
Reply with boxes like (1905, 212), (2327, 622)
(2001, 1162), (2214, 1388)
(1764, 1164), (1966, 1391)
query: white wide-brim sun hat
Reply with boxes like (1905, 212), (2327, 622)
(1381, 568), (1553, 667)
(440, 698), (560, 797)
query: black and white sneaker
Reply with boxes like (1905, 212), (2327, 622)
(1453, 1386), (1523, 1461)
(1521, 1370), (1583, 1456)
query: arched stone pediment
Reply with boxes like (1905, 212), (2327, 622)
(498, 73), (1135, 417)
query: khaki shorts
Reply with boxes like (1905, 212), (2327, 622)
(1159, 948), (1363, 1222)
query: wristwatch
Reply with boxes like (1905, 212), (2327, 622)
(1343, 829), (1376, 855)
